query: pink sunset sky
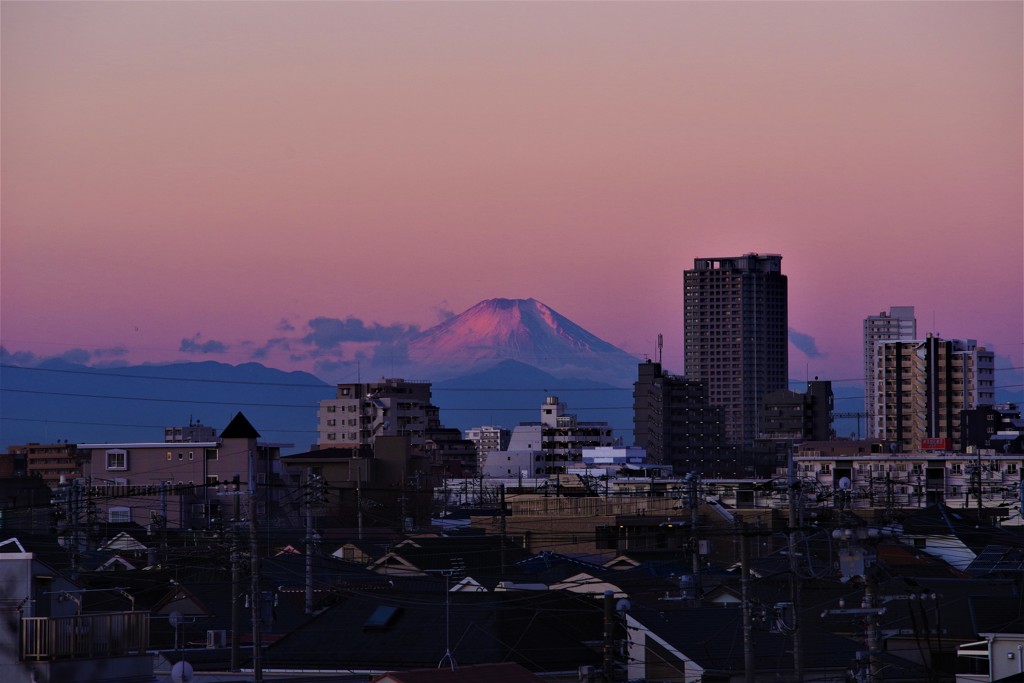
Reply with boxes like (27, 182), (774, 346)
(2, 1), (1021, 391)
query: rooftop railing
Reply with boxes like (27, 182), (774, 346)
(20, 611), (149, 661)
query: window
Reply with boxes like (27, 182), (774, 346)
(205, 449), (218, 461)
(327, 433), (337, 441)
(106, 449), (128, 471)
(109, 507), (131, 523)
(327, 419), (336, 426)
(1008, 463), (1018, 474)
(188, 452), (194, 460)
(166, 452), (172, 461)
(326, 405), (336, 413)
(950, 463), (962, 474)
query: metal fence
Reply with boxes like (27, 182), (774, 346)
(20, 611), (149, 661)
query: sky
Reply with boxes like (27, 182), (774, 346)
(2, 1), (1022, 396)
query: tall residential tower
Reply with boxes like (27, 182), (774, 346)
(683, 253), (788, 446)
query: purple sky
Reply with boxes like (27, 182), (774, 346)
(2, 1), (1021, 391)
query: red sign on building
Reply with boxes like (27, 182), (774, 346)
(920, 437), (953, 451)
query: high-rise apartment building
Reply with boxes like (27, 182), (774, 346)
(683, 253), (788, 446)
(864, 307), (916, 432)
(873, 335), (995, 452)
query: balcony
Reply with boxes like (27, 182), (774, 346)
(21, 611), (149, 661)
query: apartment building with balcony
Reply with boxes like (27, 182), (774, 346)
(872, 335), (995, 451)
(317, 378), (434, 449)
(759, 380), (834, 442)
(485, 397), (618, 477)
(5, 442), (86, 489)
(863, 306), (917, 430)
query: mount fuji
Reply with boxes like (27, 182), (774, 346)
(406, 298), (639, 387)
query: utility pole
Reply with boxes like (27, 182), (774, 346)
(739, 522), (755, 683)
(499, 484), (507, 575)
(305, 468), (314, 615)
(787, 450), (804, 682)
(230, 475), (241, 671)
(248, 477), (263, 683)
(603, 590), (616, 683)
(687, 472), (703, 599)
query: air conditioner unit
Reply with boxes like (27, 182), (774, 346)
(206, 629), (227, 648)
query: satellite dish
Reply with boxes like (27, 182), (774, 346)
(170, 660), (194, 683)
(616, 598), (632, 613)
(838, 477), (853, 491)
(168, 611), (184, 628)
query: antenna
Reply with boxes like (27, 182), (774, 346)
(657, 333), (663, 364)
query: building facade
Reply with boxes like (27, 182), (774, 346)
(317, 378), (434, 449)
(759, 380), (834, 442)
(5, 442), (85, 489)
(873, 336), (996, 452)
(683, 253), (788, 447)
(486, 397), (618, 477)
(77, 412), (287, 529)
(633, 360), (725, 469)
(863, 306), (917, 429)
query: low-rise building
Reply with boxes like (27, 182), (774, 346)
(77, 412), (288, 529)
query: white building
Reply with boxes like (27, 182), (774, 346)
(864, 306), (917, 430)
(483, 397), (618, 477)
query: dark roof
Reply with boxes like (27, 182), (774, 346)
(264, 590), (603, 672)
(283, 446), (373, 460)
(220, 412), (261, 439)
(374, 662), (545, 683)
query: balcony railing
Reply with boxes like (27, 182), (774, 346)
(20, 611), (149, 661)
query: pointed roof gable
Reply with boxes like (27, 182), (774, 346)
(220, 412), (261, 439)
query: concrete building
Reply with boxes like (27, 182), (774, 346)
(485, 397), (618, 477)
(872, 336), (996, 451)
(77, 412), (288, 529)
(864, 306), (917, 429)
(759, 379), (834, 442)
(632, 360), (725, 469)
(5, 442), (85, 489)
(779, 448), (1022, 513)
(465, 426), (510, 466)
(683, 253), (788, 447)
(318, 378), (434, 449)
(163, 419), (217, 443)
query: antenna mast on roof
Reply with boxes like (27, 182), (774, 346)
(657, 333), (663, 364)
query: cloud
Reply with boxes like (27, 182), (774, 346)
(92, 346), (129, 358)
(276, 318), (295, 333)
(180, 333), (229, 354)
(251, 337), (291, 360)
(432, 301), (456, 323)
(789, 328), (823, 359)
(59, 348), (94, 364)
(0, 346), (38, 366)
(300, 316), (419, 350)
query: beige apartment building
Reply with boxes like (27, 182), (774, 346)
(873, 335), (995, 451)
